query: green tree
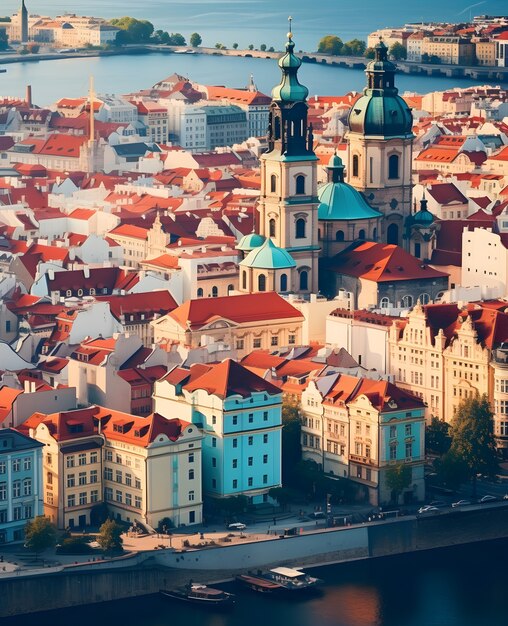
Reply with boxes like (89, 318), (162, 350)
(232, 42), (239, 49)
(110, 17), (154, 44)
(385, 463), (412, 504)
(169, 33), (186, 46)
(421, 52), (430, 63)
(215, 42), (223, 49)
(426, 416), (452, 455)
(0, 29), (8, 50)
(97, 519), (123, 555)
(190, 32), (202, 47)
(429, 55), (441, 64)
(433, 450), (468, 491)
(344, 38), (366, 56)
(364, 47), (375, 59)
(24, 516), (57, 560)
(260, 43), (267, 52)
(318, 35), (343, 55)
(389, 42), (407, 61)
(157, 517), (174, 533)
(281, 402), (302, 485)
(220, 495), (248, 519)
(268, 46), (275, 52)
(268, 487), (299, 511)
(0, 17), (12, 22)
(153, 30), (171, 45)
(248, 44), (254, 51)
(449, 394), (498, 497)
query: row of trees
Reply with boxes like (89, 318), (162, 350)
(109, 17), (200, 48)
(24, 516), (124, 559)
(318, 35), (408, 62)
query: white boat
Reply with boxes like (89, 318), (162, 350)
(259, 567), (322, 591)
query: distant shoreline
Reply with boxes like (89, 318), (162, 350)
(1, 44), (507, 85)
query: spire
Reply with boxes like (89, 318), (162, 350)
(326, 152), (345, 184)
(271, 17), (309, 103)
(365, 37), (398, 93)
(420, 192), (428, 212)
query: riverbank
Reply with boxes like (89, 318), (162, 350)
(1, 45), (507, 85)
(1, 503), (508, 617)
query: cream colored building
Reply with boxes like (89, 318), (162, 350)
(22, 406), (203, 529)
(422, 37), (475, 65)
(152, 292), (304, 359)
(461, 227), (508, 299)
(475, 39), (497, 66)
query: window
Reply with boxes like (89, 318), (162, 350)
(289, 334), (296, 345)
(67, 494), (76, 507)
(248, 413), (254, 423)
(125, 493), (132, 507)
(253, 338), (261, 349)
(79, 492), (87, 506)
(295, 218), (306, 239)
(197, 287), (203, 298)
(23, 457), (32, 471)
(13, 506), (22, 521)
(188, 490), (195, 501)
(389, 443), (397, 460)
(67, 474), (75, 488)
(419, 293), (430, 305)
(298, 270), (308, 291)
(270, 174), (277, 193)
(212, 415), (217, 425)
(212, 457), (217, 468)
(269, 218), (276, 237)
(358, 229), (366, 240)
(271, 335), (279, 347)
(402, 295), (413, 308)
(90, 470), (98, 484)
(336, 230), (345, 242)
(280, 273), (288, 292)
(248, 456), (253, 466)
(212, 437), (217, 448)
(135, 496), (142, 509)
(105, 487), (113, 501)
(263, 434), (268, 444)
(388, 154), (399, 180)
(105, 451), (112, 462)
(212, 286), (218, 298)
(380, 297), (390, 309)
(0, 483), (6, 501)
(352, 154), (359, 177)
(12, 459), (20, 472)
(232, 459), (238, 469)
(0, 461), (5, 475)
(405, 424), (412, 436)
(78, 472), (86, 486)
(233, 438), (238, 448)
(405, 442), (413, 459)
(189, 469), (195, 480)
(232, 415), (238, 425)
(24, 504), (33, 519)
(263, 411), (268, 421)
(258, 274), (266, 292)
(248, 477), (253, 487)
(90, 452), (98, 464)
(296, 175), (305, 194)
(104, 468), (112, 481)
(188, 453), (194, 463)
(248, 436), (253, 445)
(135, 478), (141, 489)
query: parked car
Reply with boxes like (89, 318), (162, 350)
(479, 495), (497, 503)
(417, 505), (439, 514)
(308, 511), (326, 520)
(228, 523), (246, 531)
(451, 500), (471, 508)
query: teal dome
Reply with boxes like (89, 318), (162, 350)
(409, 196), (435, 227)
(348, 40), (413, 138)
(271, 34), (309, 103)
(237, 232), (265, 252)
(239, 237), (296, 270)
(318, 181), (382, 221)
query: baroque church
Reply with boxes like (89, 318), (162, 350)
(237, 28), (423, 299)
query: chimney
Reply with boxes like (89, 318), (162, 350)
(26, 85), (32, 108)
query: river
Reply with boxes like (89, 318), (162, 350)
(3, 539), (508, 626)
(1, 52), (505, 107)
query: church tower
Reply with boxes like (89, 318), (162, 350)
(346, 40), (414, 247)
(258, 21), (319, 294)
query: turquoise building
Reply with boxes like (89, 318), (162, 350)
(0, 428), (44, 544)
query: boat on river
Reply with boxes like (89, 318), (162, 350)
(237, 567), (321, 593)
(160, 583), (235, 607)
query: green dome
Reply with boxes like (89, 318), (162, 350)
(239, 237), (296, 270)
(237, 232), (266, 251)
(271, 35), (309, 103)
(348, 40), (413, 138)
(318, 181), (382, 221)
(409, 196), (435, 227)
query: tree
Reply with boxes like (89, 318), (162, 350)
(318, 35), (343, 56)
(449, 394), (498, 497)
(248, 44), (254, 51)
(389, 42), (407, 61)
(260, 44), (267, 52)
(421, 53), (430, 63)
(153, 30), (171, 45)
(426, 416), (452, 455)
(190, 32), (202, 47)
(97, 518), (123, 555)
(24, 516), (57, 560)
(385, 463), (412, 504)
(268, 487), (299, 511)
(364, 47), (375, 59)
(429, 55), (441, 64)
(157, 517), (174, 533)
(110, 17), (154, 44)
(268, 46), (275, 52)
(0, 30), (8, 50)
(169, 33), (186, 46)
(341, 43), (352, 56)
(344, 39), (366, 56)
(215, 42), (223, 49)
(220, 495), (248, 519)
(232, 42), (239, 50)
(433, 450), (468, 491)
(281, 402), (302, 485)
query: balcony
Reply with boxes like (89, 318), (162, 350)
(327, 431), (346, 442)
(349, 454), (377, 466)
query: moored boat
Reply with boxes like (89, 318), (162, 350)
(235, 573), (283, 593)
(259, 567), (322, 591)
(160, 583), (235, 607)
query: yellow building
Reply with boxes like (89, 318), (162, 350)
(474, 39), (497, 66)
(422, 37), (475, 65)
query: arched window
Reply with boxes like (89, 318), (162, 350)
(402, 295), (413, 308)
(269, 218), (276, 237)
(197, 288), (204, 298)
(388, 154), (399, 180)
(414, 242), (421, 258)
(352, 155), (359, 177)
(358, 229), (366, 240)
(373, 227), (378, 240)
(270, 174), (277, 193)
(418, 293), (430, 305)
(380, 297), (390, 309)
(296, 175), (305, 195)
(227, 284), (234, 293)
(280, 273), (288, 292)
(299, 270), (308, 291)
(258, 274), (266, 292)
(387, 223), (399, 245)
(336, 230), (345, 242)
(212, 286), (218, 298)
(296, 218), (306, 239)
(242, 271), (247, 290)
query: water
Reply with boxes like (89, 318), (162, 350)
(4, 539), (508, 626)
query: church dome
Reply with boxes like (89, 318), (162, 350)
(239, 237), (296, 270)
(271, 31), (309, 103)
(236, 232), (265, 252)
(408, 196), (435, 227)
(318, 154), (382, 221)
(347, 40), (413, 138)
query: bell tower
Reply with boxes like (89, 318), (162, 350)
(346, 40), (414, 248)
(258, 19), (320, 294)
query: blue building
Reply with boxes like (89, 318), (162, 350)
(154, 359), (283, 505)
(0, 428), (44, 544)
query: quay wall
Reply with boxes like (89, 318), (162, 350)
(1, 505), (508, 617)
